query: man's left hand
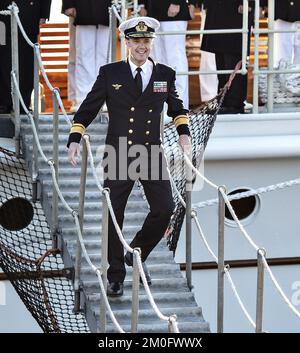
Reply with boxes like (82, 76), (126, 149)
(39, 18), (46, 25)
(168, 4), (180, 17)
(189, 4), (196, 19)
(179, 134), (192, 154)
(238, 5), (252, 14)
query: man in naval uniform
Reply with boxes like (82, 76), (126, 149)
(67, 17), (191, 297)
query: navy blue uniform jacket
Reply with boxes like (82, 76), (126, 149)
(67, 58), (190, 148)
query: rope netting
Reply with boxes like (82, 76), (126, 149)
(0, 147), (89, 333)
(163, 86), (229, 252)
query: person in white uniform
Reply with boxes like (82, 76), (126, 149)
(62, 0), (111, 111)
(266, 0), (300, 67)
(198, 2), (218, 101)
(67, 16), (76, 109)
(138, 1), (198, 110)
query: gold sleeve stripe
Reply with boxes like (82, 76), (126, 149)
(174, 117), (189, 128)
(72, 123), (85, 129)
(70, 125), (85, 135)
(174, 114), (188, 122)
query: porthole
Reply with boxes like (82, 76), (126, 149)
(224, 188), (260, 226)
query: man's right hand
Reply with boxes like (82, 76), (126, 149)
(64, 7), (77, 18)
(68, 142), (80, 167)
(168, 4), (180, 17)
(138, 6), (147, 16)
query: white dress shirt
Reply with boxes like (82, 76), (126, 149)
(128, 57), (153, 92)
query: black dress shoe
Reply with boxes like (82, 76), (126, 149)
(107, 282), (123, 297)
(124, 251), (152, 286)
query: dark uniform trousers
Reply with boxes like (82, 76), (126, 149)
(0, 31), (37, 109)
(0, 0), (51, 110)
(67, 59), (189, 283)
(215, 52), (248, 110)
(104, 173), (175, 283)
(201, 0), (255, 110)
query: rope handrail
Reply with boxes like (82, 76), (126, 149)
(193, 215), (256, 328)
(34, 43), (71, 127)
(0, 10), (11, 15)
(165, 158), (257, 329)
(183, 151), (300, 323)
(222, 187), (300, 321)
(224, 268), (256, 328)
(194, 176), (300, 209)
(11, 4), (34, 48)
(111, 4), (123, 23)
(261, 255), (300, 320)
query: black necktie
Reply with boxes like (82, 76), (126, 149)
(134, 67), (143, 96)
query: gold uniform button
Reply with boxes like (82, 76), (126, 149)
(145, 142), (149, 146)
(128, 140), (133, 145)
(149, 109), (153, 113)
(145, 131), (150, 135)
(129, 129), (133, 134)
(129, 118), (134, 123)
(147, 120), (151, 124)
(130, 107), (135, 111)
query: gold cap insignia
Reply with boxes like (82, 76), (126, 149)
(135, 21), (148, 33)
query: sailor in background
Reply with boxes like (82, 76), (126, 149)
(201, 0), (259, 114)
(66, 16), (76, 111)
(62, 0), (111, 112)
(0, 0), (52, 114)
(197, 0), (218, 101)
(67, 17), (191, 297)
(263, 0), (300, 67)
(138, 0), (199, 110)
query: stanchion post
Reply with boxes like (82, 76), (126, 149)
(256, 248), (266, 333)
(10, 4), (20, 156)
(73, 136), (88, 313)
(32, 44), (40, 201)
(110, 7), (117, 62)
(217, 185), (226, 333)
(51, 88), (59, 248)
(100, 188), (109, 333)
(185, 147), (193, 290)
(131, 248), (140, 333)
